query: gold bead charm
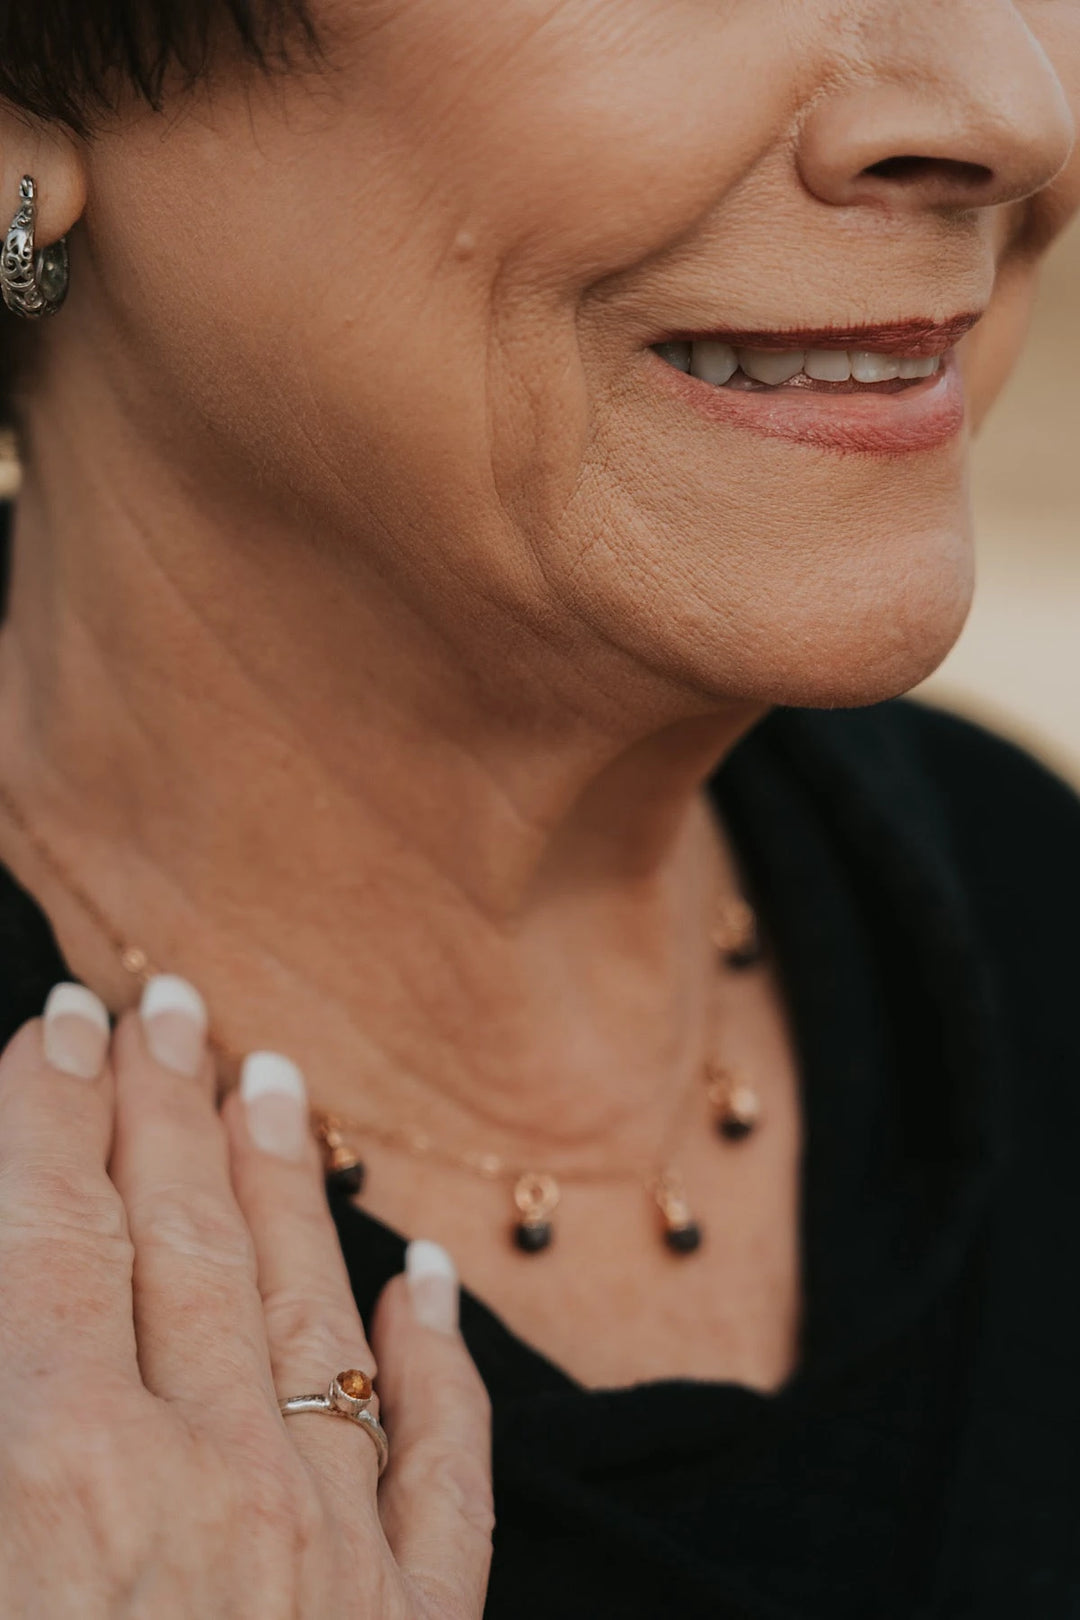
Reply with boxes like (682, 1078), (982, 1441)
(512, 1171), (560, 1253)
(705, 1064), (762, 1142)
(711, 897), (761, 968)
(315, 1114), (366, 1195)
(653, 1170), (704, 1254)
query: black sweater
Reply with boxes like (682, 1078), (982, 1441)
(2, 699), (1078, 1618)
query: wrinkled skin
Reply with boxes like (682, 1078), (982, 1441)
(0, 2), (1078, 1611)
(0, 998), (493, 1620)
(10, 0), (1080, 710)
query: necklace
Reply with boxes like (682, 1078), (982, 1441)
(316, 896), (764, 1255)
(0, 781), (765, 1257)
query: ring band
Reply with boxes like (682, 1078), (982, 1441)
(279, 1369), (389, 1475)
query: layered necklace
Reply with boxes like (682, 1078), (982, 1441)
(0, 782), (765, 1257)
(315, 896), (764, 1255)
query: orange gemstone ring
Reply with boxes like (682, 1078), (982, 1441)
(278, 1369), (389, 1475)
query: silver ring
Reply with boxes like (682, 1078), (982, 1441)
(279, 1369), (389, 1476)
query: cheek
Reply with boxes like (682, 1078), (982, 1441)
(341, 0), (806, 278)
(80, 0), (795, 491)
(963, 9), (1080, 424)
(960, 258), (1040, 433)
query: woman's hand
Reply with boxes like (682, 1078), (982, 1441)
(0, 977), (494, 1619)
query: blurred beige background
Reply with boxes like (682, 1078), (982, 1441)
(920, 220), (1080, 785)
(2, 228), (1079, 785)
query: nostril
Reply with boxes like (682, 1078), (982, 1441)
(863, 155), (994, 188)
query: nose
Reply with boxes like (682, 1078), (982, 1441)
(798, 0), (1075, 213)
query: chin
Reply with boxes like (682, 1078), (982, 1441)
(776, 611), (973, 711)
(724, 544), (976, 712)
(596, 509), (977, 718)
(567, 379), (978, 722)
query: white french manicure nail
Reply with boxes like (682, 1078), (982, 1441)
(240, 1051), (308, 1160)
(139, 975), (208, 1078)
(42, 983), (110, 1079)
(406, 1240), (459, 1334)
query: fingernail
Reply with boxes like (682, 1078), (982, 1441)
(139, 975), (208, 1077)
(240, 1051), (307, 1160)
(406, 1240), (459, 1334)
(43, 982), (110, 1079)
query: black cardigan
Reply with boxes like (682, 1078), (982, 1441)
(1, 692), (1078, 1617)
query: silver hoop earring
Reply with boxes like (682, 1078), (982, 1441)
(1, 176), (69, 319)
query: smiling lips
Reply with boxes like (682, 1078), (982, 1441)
(654, 313), (980, 393)
(657, 339), (943, 391)
(650, 313), (981, 454)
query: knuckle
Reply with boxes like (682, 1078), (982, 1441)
(123, 1086), (225, 1165)
(204, 1432), (321, 1589)
(220, 1430), (302, 1526)
(272, 1200), (338, 1252)
(254, 1459), (318, 1545)
(132, 1183), (256, 1271)
(0, 1158), (131, 1247)
(395, 1437), (495, 1541)
(453, 1355), (493, 1417)
(426, 1354), (493, 1427)
(3, 1394), (329, 1619)
(264, 1288), (371, 1377)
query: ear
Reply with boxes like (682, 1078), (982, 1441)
(0, 105), (86, 249)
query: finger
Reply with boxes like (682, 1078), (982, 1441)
(0, 986), (140, 1383)
(109, 977), (278, 1415)
(222, 1055), (381, 1497)
(370, 1244), (494, 1620)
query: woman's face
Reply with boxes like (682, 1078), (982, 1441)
(68, 0), (1080, 713)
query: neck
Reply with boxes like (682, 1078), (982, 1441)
(0, 397), (763, 1155)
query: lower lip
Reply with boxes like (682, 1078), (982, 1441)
(647, 349), (966, 456)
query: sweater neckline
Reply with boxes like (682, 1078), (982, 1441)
(326, 703), (1005, 1413)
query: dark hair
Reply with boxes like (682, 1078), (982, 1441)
(0, 1), (318, 134)
(0, 1), (319, 436)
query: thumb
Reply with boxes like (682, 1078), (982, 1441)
(370, 1242), (494, 1620)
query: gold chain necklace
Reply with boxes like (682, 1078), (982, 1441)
(0, 781), (764, 1256)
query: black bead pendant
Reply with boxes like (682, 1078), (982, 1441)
(511, 1172), (559, 1257)
(316, 1115), (367, 1198)
(514, 1219), (554, 1253)
(326, 1158), (366, 1196)
(712, 897), (763, 970)
(664, 1220), (704, 1255)
(653, 1171), (704, 1258)
(705, 1067), (762, 1144)
(726, 934), (764, 971)
(718, 1114), (755, 1143)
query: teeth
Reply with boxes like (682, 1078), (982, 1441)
(738, 348), (805, 385)
(850, 351), (901, 383)
(659, 340), (946, 387)
(689, 340), (738, 386)
(804, 348), (852, 383)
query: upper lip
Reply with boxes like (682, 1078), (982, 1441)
(661, 312), (983, 358)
